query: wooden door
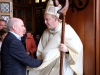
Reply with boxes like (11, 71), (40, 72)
(65, 0), (98, 75)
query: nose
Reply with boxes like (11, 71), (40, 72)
(45, 20), (48, 25)
(23, 27), (25, 30)
(23, 27), (26, 32)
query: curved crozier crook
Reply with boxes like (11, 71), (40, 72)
(53, 0), (69, 16)
(58, 0), (69, 15)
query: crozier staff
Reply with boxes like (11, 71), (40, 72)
(53, 0), (69, 75)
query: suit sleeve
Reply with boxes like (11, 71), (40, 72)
(9, 40), (42, 67)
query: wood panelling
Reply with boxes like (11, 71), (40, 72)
(84, 0), (95, 74)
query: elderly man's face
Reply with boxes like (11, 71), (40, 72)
(14, 20), (26, 37)
(0, 21), (6, 30)
(44, 14), (57, 30)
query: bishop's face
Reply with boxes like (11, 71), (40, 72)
(44, 14), (58, 30)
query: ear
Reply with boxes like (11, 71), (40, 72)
(12, 25), (16, 31)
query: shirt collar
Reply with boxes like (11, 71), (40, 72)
(10, 31), (21, 40)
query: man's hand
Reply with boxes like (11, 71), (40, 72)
(26, 52), (30, 55)
(59, 43), (68, 52)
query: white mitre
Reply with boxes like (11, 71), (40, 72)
(44, 0), (62, 18)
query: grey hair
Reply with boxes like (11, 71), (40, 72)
(51, 15), (57, 19)
(7, 19), (18, 31)
(51, 15), (62, 22)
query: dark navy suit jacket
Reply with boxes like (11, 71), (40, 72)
(1, 32), (42, 75)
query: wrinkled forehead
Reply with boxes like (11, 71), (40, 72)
(44, 13), (57, 20)
(44, 13), (52, 18)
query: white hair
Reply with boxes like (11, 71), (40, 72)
(7, 18), (19, 31)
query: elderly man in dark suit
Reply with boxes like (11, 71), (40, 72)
(1, 18), (42, 75)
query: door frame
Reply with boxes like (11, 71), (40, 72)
(96, 0), (100, 75)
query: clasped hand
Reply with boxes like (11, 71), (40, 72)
(59, 43), (68, 52)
